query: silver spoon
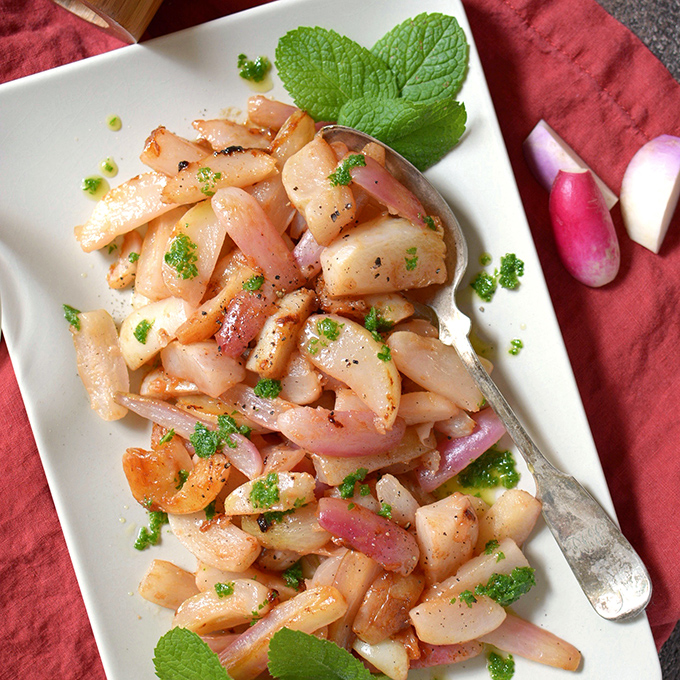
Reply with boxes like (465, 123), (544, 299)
(321, 125), (652, 621)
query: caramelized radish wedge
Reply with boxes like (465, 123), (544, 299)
(161, 340), (245, 399)
(299, 314), (401, 430)
(410, 594), (506, 645)
(161, 200), (231, 307)
(69, 309), (130, 421)
(222, 383), (296, 430)
(320, 215), (447, 296)
(195, 563), (298, 602)
(139, 367), (200, 399)
(278, 407), (406, 457)
(549, 170), (620, 287)
(270, 110), (316, 165)
(398, 391), (460, 426)
(475, 488), (542, 551)
(173, 580), (275, 634)
(374, 475), (420, 528)
(161, 149), (277, 205)
(523, 119), (618, 209)
(417, 408), (505, 493)
(388, 331), (483, 411)
(169, 513), (262, 572)
(479, 612), (582, 671)
(353, 638), (409, 680)
(620, 134), (680, 253)
(278, 351), (323, 405)
(223, 472), (316, 515)
(140, 126), (207, 175)
(219, 587), (347, 680)
(317, 497), (420, 575)
(138, 559), (199, 610)
(212, 187), (304, 293)
(118, 297), (195, 371)
(192, 119), (272, 151)
(75, 172), (175, 252)
(409, 640), (484, 669)
(106, 230), (142, 290)
(293, 229), (324, 280)
(247, 95), (299, 131)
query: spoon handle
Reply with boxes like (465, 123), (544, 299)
(443, 319), (652, 620)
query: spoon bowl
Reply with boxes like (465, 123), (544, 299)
(321, 124), (652, 621)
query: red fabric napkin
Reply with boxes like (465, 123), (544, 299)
(1, 0), (678, 677)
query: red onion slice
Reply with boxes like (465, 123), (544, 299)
(416, 408), (506, 493)
(293, 229), (323, 279)
(221, 383), (294, 431)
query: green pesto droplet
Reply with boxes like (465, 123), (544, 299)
(106, 114), (122, 131)
(99, 156), (118, 177)
(81, 175), (109, 201)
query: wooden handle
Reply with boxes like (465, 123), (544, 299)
(52, 0), (164, 43)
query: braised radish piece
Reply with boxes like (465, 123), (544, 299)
(140, 126), (207, 175)
(138, 559), (199, 610)
(192, 118), (272, 151)
(106, 230), (142, 290)
(222, 472), (316, 515)
(523, 119), (618, 209)
(549, 169), (620, 287)
(620, 134), (680, 253)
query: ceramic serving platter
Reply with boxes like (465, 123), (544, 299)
(0, 0), (661, 677)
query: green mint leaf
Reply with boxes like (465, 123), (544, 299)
(338, 96), (466, 170)
(372, 12), (469, 103)
(275, 27), (398, 121)
(267, 628), (373, 680)
(153, 627), (231, 680)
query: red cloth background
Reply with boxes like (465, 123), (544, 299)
(1, 0), (678, 677)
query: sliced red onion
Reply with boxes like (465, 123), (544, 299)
(317, 497), (419, 575)
(278, 407), (406, 457)
(221, 383), (294, 431)
(409, 641), (484, 669)
(350, 156), (429, 228)
(114, 392), (263, 479)
(416, 408), (506, 493)
(523, 119), (618, 210)
(293, 229), (323, 279)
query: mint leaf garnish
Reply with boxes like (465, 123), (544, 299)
(338, 96), (466, 170)
(372, 12), (469, 103)
(268, 628), (373, 680)
(275, 27), (398, 121)
(153, 627), (231, 680)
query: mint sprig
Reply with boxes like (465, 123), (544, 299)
(275, 14), (469, 170)
(153, 627), (231, 680)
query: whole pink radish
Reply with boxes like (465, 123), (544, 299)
(549, 170), (620, 287)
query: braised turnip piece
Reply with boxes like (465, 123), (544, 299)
(479, 612), (582, 671)
(173, 580), (275, 634)
(218, 586), (348, 680)
(409, 640), (484, 669)
(353, 638), (409, 680)
(415, 493), (478, 585)
(140, 126), (207, 175)
(410, 594), (506, 645)
(161, 200), (231, 306)
(363, 293), (414, 325)
(246, 288), (317, 379)
(175, 251), (260, 345)
(375, 475), (420, 529)
(476, 489), (542, 551)
(139, 367), (200, 399)
(241, 503), (331, 554)
(278, 407), (406, 457)
(247, 95), (299, 131)
(118, 297), (194, 370)
(398, 391), (459, 426)
(423, 538), (529, 602)
(69, 309), (129, 420)
(192, 119), (272, 151)
(353, 571), (425, 645)
(161, 149), (277, 205)
(278, 351), (323, 405)
(282, 135), (356, 245)
(223, 472), (316, 515)
(195, 562), (298, 601)
(312, 427), (434, 486)
(106, 230), (142, 289)
(320, 215), (446, 296)
(135, 207), (187, 301)
(212, 187), (304, 293)
(75, 172), (175, 252)
(388, 331), (483, 411)
(299, 314), (401, 430)
(168, 513), (261, 572)
(317, 497), (420, 575)
(138, 559), (199, 609)
(161, 340), (245, 398)
(327, 551), (383, 649)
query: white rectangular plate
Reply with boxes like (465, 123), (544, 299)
(0, 0), (660, 677)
